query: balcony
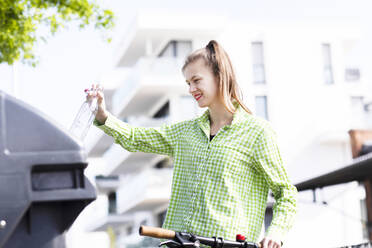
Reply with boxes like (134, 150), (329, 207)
(85, 195), (133, 232)
(85, 127), (113, 157)
(112, 57), (189, 118)
(116, 168), (172, 214)
(101, 116), (170, 176)
(88, 214), (133, 232)
(95, 175), (120, 194)
(103, 143), (166, 176)
(114, 11), (226, 67)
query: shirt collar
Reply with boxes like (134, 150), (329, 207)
(197, 101), (247, 138)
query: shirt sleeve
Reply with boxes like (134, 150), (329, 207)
(93, 112), (182, 157)
(251, 125), (298, 243)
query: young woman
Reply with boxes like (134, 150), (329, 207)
(90, 40), (297, 248)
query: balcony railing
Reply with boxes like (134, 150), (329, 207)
(85, 195), (133, 232)
(95, 175), (120, 194)
(112, 57), (187, 117)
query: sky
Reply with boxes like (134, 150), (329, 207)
(0, 0), (371, 130)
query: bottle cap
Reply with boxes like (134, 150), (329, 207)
(236, 234), (246, 242)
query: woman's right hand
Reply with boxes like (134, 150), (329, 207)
(86, 83), (108, 124)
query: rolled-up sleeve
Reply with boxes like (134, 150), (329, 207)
(251, 126), (298, 242)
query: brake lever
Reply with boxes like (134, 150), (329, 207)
(159, 232), (201, 248)
(159, 240), (182, 248)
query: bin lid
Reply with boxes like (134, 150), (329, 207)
(0, 90), (84, 154)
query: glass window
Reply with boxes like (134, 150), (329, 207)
(255, 96), (269, 120)
(345, 68), (360, 82)
(322, 44), (334, 84)
(153, 101), (170, 118)
(158, 40), (192, 60)
(360, 198), (368, 240)
(252, 42), (266, 84)
(157, 210), (167, 226)
(350, 96), (365, 128)
(176, 41), (193, 60)
(158, 41), (175, 57)
(126, 226), (133, 235)
(351, 96), (365, 113)
(154, 157), (173, 169)
(108, 191), (117, 214)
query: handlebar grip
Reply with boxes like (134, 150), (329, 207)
(139, 225), (176, 239)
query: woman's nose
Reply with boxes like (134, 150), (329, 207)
(188, 84), (196, 94)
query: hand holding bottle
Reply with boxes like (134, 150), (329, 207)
(86, 83), (108, 125)
(69, 83), (107, 141)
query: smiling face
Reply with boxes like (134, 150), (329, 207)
(183, 58), (221, 108)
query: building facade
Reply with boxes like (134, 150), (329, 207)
(68, 11), (371, 248)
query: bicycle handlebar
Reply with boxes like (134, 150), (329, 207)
(139, 225), (176, 239)
(139, 225), (261, 248)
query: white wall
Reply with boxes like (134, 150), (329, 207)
(218, 21), (366, 247)
(76, 14), (368, 248)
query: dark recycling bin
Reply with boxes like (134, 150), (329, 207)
(0, 91), (96, 248)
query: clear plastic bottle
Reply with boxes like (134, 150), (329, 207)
(69, 88), (98, 140)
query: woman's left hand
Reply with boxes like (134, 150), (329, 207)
(259, 236), (282, 248)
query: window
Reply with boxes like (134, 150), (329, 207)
(126, 225), (133, 235)
(255, 96), (269, 120)
(345, 68), (360, 82)
(157, 210), (167, 227)
(108, 191), (117, 214)
(158, 40), (192, 60)
(351, 96), (365, 114)
(153, 101), (170, 118)
(350, 96), (365, 128)
(251, 42), (266, 84)
(360, 198), (368, 240)
(154, 157), (173, 169)
(322, 44), (334, 84)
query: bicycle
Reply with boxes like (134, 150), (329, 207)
(139, 225), (261, 248)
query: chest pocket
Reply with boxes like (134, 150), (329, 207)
(207, 143), (253, 179)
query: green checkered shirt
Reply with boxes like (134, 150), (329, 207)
(94, 104), (297, 244)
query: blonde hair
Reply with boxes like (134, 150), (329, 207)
(182, 40), (252, 115)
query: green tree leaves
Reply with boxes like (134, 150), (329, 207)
(0, 0), (115, 66)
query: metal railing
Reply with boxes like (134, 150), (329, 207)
(338, 242), (372, 248)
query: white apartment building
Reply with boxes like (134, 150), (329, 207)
(68, 10), (372, 248)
